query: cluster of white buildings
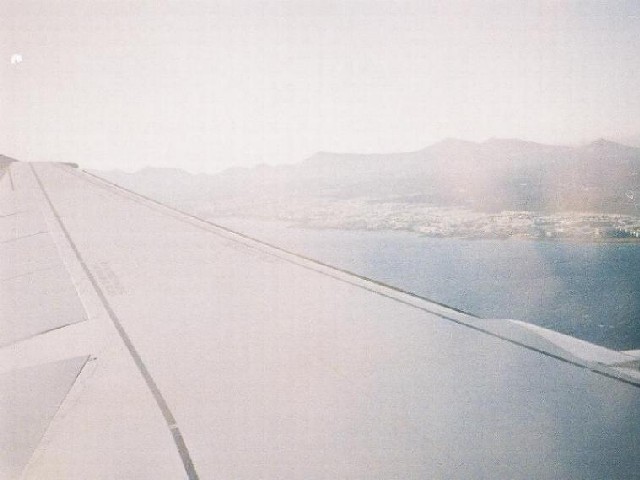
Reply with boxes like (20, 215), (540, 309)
(201, 195), (640, 240)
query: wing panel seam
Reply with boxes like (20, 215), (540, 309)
(29, 164), (200, 480)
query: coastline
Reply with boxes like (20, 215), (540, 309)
(208, 213), (640, 245)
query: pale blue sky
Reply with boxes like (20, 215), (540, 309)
(1, 0), (640, 172)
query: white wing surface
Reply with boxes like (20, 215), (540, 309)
(1, 161), (639, 479)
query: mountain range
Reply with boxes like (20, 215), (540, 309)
(96, 138), (640, 216)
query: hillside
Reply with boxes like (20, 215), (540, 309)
(96, 138), (640, 217)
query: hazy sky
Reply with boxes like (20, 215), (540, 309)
(1, 0), (640, 173)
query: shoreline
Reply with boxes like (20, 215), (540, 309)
(208, 214), (640, 245)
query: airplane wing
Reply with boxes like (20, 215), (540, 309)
(2, 160), (640, 479)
